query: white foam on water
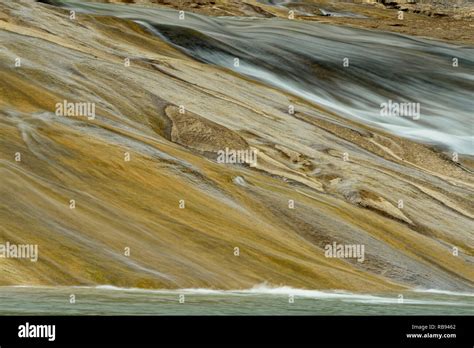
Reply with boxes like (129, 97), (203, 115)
(2, 284), (473, 307)
(87, 284), (374, 299)
(4, 284), (474, 296)
(413, 288), (474, 297)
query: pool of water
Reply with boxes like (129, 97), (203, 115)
(1, 286), (473, 315)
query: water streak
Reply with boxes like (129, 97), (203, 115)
(56, 0), (474, 154)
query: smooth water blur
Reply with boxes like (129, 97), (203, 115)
(54, 0), (474, 155)
(1, 286), (473, 315)
(258, 0), (367, 17)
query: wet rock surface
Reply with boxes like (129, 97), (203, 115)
(0, 0), (472, 292)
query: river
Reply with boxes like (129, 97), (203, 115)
(1, 286), (473, 315)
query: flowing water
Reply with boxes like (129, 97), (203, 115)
(1, 286), (473, 315)
(53, 0), (474, 155)
(258, 0), (368, 17)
